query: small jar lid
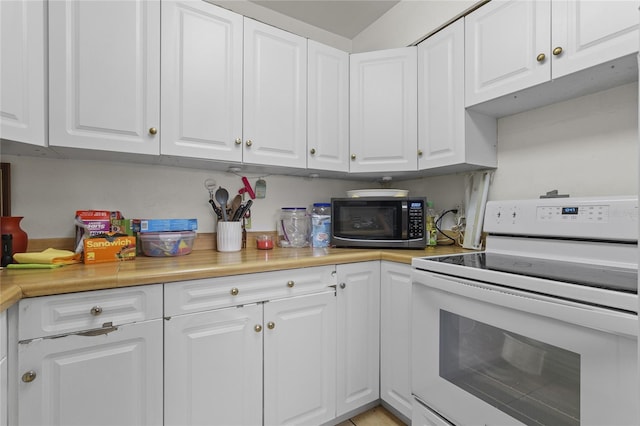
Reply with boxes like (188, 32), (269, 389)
(281, 207), (307, 210)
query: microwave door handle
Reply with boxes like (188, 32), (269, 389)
(401, 201), (408, 239)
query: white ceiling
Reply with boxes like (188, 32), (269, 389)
(248, 0), (401, 39)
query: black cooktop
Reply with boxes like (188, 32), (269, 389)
(427, 253), (638, 294)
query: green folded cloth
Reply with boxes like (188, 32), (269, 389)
(6, 263), (64, 269)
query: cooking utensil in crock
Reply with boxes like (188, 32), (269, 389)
(215, 187), (229, 222)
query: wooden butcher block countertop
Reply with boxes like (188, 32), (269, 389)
(0, 245), (473, 312)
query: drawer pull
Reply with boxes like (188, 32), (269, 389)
(22, 371), (37, 383)
(77, 326), (118, 337)
(267, 321), (275, 330)
(90, 306), (103, 316)
(230, 288), (239, 296)
(287, 280), (295, 288)
(340, 282), (346, 289)
(254, 324), (262, 333)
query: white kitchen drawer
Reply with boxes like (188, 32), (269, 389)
(18, 284), (163, 341)
(164, 266), (336, 316)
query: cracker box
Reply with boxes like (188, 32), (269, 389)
(132, 218), (198, 233)
(75, 210), (123, 252)
(83, 234), (136, 264)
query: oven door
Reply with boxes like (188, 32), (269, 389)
(411, 269), (638, 426)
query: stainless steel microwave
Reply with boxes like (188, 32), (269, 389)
(331, 197), (426, 248)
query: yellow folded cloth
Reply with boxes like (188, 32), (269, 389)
(13, 248), (82, 265)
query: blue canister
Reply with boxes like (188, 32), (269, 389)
(310, 203), (331, 248)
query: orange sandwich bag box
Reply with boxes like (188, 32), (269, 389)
(83, 233), (136, 264)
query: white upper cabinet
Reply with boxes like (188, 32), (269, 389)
(307, 40), (349, 172)
(48, 0), (160, 155)
(465, 0), (639, 110)
(350, 47), (418, 173)
(551, 0), (639, 78)
(0, 0), (47, 146)
(161, 1), (243, 162)
(243, 18), (307, 169)
(418, 19), (496, 172)
(465, 0), (551, 107)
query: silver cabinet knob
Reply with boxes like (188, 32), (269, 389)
(22, 371), (37, 383)
(245, 140), (253, 147)
(350, 154), (356, 161)
(90, 306), (103, 316)
(235, 138), (242, 145)
(339, 282), (346, 289)
(267, 321), (275, 330)
(287, 280), (295, 288)
(254, 324), (262, 333)
(230, 287), (239, 296)
(310, 148), (316, 155)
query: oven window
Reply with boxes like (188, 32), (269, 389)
(440, 310), (580, 426)
(333, 201), (401, 239)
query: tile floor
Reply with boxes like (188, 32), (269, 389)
(337, 405), (406, 426)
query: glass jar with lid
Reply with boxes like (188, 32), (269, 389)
(278, 207), (310, 247)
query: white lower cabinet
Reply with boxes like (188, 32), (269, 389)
(380, 262), (412, 419)
(164, 267), (337, 426)
(263, 291), (336, 425)
(336, 261), (381, 416)
(15, 285), (164, 426)
(164, 304), (262, 426)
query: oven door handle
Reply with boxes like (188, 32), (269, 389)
(414, 270), (638, 338)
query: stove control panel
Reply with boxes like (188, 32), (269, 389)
(536, 204), (609, 223)
(484, 196), (637, 241)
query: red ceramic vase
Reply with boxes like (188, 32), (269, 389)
(1, 216), (29, 254)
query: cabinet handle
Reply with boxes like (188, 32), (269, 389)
(267, 321), (275, 330)
(340, 282), (346, 289)
(310, 148), (316, 155)
(417, 149), (423, 156)
(536, 53), (546, 62)
(235, 138), (242, 145)
(245, 140), (253, 147)
(22, 371), (37, 383)
(149, 127), (158, 135)
(351, 154), (356, 160)
(90, 306), (103, 316)
(287, 280), (295, 288)
(230, 287), (239, 296)
(254, 324), (263, 333)
(552, 46), (563, 56)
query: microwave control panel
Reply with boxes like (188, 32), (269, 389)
(409, 201), (424, 239)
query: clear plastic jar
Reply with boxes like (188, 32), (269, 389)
(278, 207), (310, 247)
(311, 203), (331, 248)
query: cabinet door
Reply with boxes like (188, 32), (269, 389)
(551, 0), (639, 79)
(418, 19), (465, 170)
(336, 261), (381, 416)
(465, 0), (551, 107)
(307, 40), (349, 172)
(48, 0), (160, 155)
(263, 291), (336, 426)
(380, 262), (412, 419)
(243, 18), (307, 169)
(350, 47), (417, 173)
(0, 356), (6, 426)
(0, 0), (47, 146)
(161, 1), (243, 162)
(17, 320), (163, 426)
(164, 304), (262, 426)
